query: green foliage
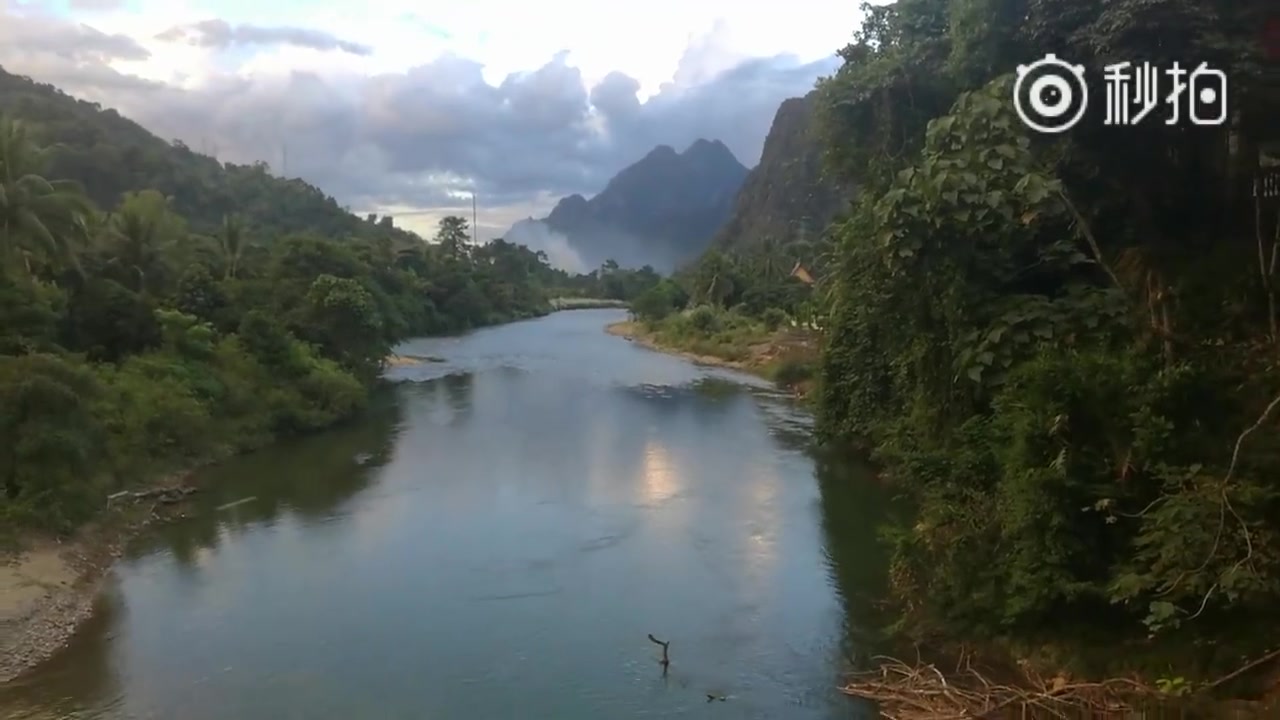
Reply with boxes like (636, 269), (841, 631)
(0, 97), (575, 534)
(771, 357), (814, 386)
(814, 0), (1280, 676)
(0, 354), (102, 531)
(761, 307), (789, 331)
(630, 278), (686, 321)
(686, 305), (723, 334)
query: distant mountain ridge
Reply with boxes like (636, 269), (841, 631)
(508, 139), (748, 272)
(709, 92), (849, 252)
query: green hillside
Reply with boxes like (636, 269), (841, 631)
(0, 67), (409, 245)
(0, 67), (568, 534)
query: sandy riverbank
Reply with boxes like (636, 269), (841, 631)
(606, 320), (819, 400)
(606, 320), (753, 371)
(385, 352), (447, 368)
(0, 481), (196, 683)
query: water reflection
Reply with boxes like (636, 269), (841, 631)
(814, 446), (900, 663)
(640, 441), (677, 505)
(130, 389), (404, 564)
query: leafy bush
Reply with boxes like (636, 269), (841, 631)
(772, 358), (814, 386)
(687, 304), (723, 334)
(761, 307), (789, 331)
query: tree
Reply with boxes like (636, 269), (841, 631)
(436, 216), (471, 262)
(0, 117), (91, 274)
(218, 213), (247, 280)
(99, 190), (183, 295)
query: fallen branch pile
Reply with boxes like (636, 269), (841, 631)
(841, 654), (1159, 720)
(107, 485), (198, 507)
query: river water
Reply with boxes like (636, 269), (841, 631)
(1, 309), (892, 720)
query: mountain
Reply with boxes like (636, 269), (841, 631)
(0, 66), (419, 248)
(508, 139), (749, 272)
(710, 92), (849, 252)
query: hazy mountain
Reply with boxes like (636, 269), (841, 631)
(507, 139), (748, 272)
(710, 92), (849, 251)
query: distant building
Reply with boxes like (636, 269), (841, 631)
(790, 262), (815, 285)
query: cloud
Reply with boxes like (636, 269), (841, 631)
(0, 3), (843, 235)
(67, 0), (126, 9)
(155, 19), (372, 56)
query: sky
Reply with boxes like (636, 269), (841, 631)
(0, 0), (864, 239)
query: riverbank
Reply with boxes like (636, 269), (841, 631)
(385, 352), (446, 368)
(0, 477), (198, 683)
(605, 320), (819, 398)
(550, 297), (629, 310)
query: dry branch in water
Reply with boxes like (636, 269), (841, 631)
(841, 654), (1159, 720)
(647, 633), (670, 671)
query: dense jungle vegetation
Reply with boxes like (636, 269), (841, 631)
(622, 241), (829, 386)
(0, 91), (656, 535)
(645, 0), (1280, 691)
(806, 0), (1280, 685)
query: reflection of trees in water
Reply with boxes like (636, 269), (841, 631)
(0, 586), (124, 716)
(689, 376), (744, 399)
(813, 447), (902, 661)
(439, 372), (473, 413)
(141, 391), (405, 569)
(619, 378), (753, 419)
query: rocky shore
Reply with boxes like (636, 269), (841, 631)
(0, 483), (197, 683)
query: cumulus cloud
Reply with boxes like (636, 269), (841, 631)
(0, 3), (840, 237)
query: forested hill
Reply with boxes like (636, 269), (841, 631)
(0, 66), (411, 246)
(709, 92), (847, 251)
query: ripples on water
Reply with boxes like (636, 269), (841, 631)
(1, 309), (890, 720)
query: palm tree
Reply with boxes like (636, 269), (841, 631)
(0, 117), (91, 274)
(101, 190), (179, 295)
(752, 236), (787, 281)
(694, 250), (736, 306)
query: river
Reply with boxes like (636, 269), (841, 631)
(0, 309), (893, 720)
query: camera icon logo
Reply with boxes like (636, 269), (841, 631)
(1014, 54), (1089, 134)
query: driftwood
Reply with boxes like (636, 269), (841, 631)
(109, 486), (198, 508)
(844, 647), (1280, 720)
(134, 486), (198, 504)
(842, 653), (1160, 720)
(215, 496), (257, 512)
(648, 634), (670, 674)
